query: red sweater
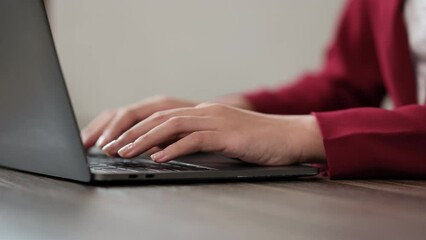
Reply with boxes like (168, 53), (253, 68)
(243, 0), (426, 179)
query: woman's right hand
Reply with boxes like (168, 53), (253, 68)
(80, 95), (253, 150)
(80, 96), (199, 149)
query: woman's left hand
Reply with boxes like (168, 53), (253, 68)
(102, 103), (326, 166)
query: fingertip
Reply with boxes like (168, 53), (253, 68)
(151, 151), (168, 163)
(117, 143), (134, 158)
(102, 140), (116, 150)
(154, 158), (169, 163)
(117, 150), (126, 158)
(102, 140), (117, 156)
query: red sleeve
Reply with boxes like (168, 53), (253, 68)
(242, 0), (426, 179)
(314, 105), (426, 179)
(243, 0), (386, 114)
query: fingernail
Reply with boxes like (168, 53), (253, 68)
(102, 140), (117, 152)
(151, 151), (165, 162)
(96, 135), (106, 147)
(118, 143), (134, 157)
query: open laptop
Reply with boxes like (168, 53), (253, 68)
(0, 0), (318, 183)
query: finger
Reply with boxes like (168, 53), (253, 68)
(96, 109), (140, 148)
(116, 116), (217, 158)
(80, 110), (116, 149)
(145, 146), (164, 155)
(96, 101), (169, 148)
(150, 131), (225, 163)
(124, 96), (197, 121)
(103, 107), (210, 155)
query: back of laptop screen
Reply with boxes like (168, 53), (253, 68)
(0, 0), (91, 182)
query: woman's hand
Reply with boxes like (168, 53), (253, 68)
(81, 96), (199, 149)
(102, 103), (326, 166)
(81, 95), (253, 149)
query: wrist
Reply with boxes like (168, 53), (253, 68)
(296, 115), (326, 163)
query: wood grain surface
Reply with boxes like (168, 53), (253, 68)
(0, 168), (425, 240)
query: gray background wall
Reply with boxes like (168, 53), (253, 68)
(44, 0), (344, 127)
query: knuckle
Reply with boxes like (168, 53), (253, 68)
(189, 132), (204, 145)
(201, 103), (226, 113)
(138, 133), (151, 143)
(167, 116), (184, 128)
(120, 129), (135, 140)
(150, 111), (168, 122)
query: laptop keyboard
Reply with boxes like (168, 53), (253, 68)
(88, 156), (213, 174)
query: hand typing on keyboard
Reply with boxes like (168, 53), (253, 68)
(82, 100), (325, 167)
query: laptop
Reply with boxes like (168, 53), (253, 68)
(0, 0), (319, 183)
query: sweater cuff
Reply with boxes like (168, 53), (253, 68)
(312, 110), (378, 179)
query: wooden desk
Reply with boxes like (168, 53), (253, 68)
(0, 168), (425, 240)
